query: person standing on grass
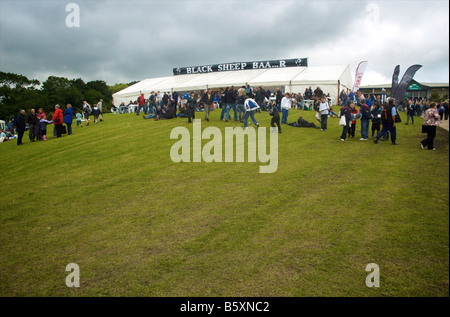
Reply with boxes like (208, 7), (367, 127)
(371, 102), (382, 138)
(64, 104), (74, 135)
(220, 88), (228, 121)
(97, 99), (104, 121)
(15, 109), (26, 145)
(318, 96), (330, 131)
(76, 111), (83, 127)
(444, 100), (449, 120)
(27, 108), (38, 142)
(268, 102), (281, 133)
(52, 105), (64, 138)
(438, 102), (445, 120)
(373, 98), (398, 145)
(405, 99), (415, 125)
(186, 92), (198, 123)
(83, 101), (92, 126)
(236, 88), (246, 123)
(340, 102), (352, 141)
(92, 104), (100, 124)
(224, 86), (238, 122)
(420, 102), (441, 150)
(348, 102), (358, 138)
(280, 93), (292, 124)
(136, 93), (145, 116)
(275, 88), (283, 111)
(201, 89), (214, 122)
(243, 95), (260, 129)
(359, 100), (372, 140)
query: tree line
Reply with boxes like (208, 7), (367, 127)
(0, 71), (136, 120)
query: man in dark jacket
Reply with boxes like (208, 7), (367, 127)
(374, 99), (398, 145)
(268, 103), (281, 133)
(255, 86), (266, 112)
(340, 102), (352, 141)
(275, 88), (283, 111)
(162, 105), (176, 119)
(201, 89), (214, 122)
(186, 92), (198, 123)
(359, 101), (372, 140)
(371, 102), (382, 138)
(27, 108), (38, 142)
(15, 109), (26, 145)
(225, 86), (237, 122)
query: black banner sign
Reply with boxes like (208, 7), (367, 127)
(173, 58), (308, 75)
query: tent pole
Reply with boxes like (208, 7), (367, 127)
(337, 80), (340, 106)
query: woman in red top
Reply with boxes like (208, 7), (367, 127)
(52, 104), (64, 138)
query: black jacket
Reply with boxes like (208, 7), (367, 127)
(15, 113), (26, 131)
(186, 97), (198, 111)
(226, 89), (237, 104)
(201, 93), (214, 105)
(27, 113), (38, 125)
(340, 106), (352, 123)
(269, 106), (280, 119)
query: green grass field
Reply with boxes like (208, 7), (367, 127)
(0, 108), (448, 297)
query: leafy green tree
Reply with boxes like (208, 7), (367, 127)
(42, 76), (72, 107)
(84, 89), (103, 106)
(430, 89), (441, 102)
(86, 80), (111, 104)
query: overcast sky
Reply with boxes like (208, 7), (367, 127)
(0, 0), (448, 86)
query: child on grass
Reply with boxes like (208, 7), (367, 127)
(76, 111), (82, 127)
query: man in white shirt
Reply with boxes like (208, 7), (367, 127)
(318, 97), (330, 131)
(281, 93), (292, 124)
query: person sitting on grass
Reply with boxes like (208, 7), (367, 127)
(143, 105), (163, 120)
(0, 129), (9, 142)
(161, 105), (176, 119)
(288, 115), (320, 129)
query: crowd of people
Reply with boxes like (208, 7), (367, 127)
(3, 98), (105, 145)
(337, 96), (447, 150)
(3, 86), (447, 152)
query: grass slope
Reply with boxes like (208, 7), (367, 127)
(0, 108), (448, 296)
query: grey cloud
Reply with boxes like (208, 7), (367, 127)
(0, 0), (448, 85)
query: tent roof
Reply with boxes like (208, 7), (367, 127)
(248, 67), (307, 87)
(112, 64), (353, 102)
(291, 65), (351, 85)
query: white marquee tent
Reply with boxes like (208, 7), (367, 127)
(112, 65), (353, 106)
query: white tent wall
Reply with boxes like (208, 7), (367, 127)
(112, 77), (168, 106)
(288, 65), (353, 105)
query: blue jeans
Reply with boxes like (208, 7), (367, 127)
(237, 104), (245, 120)
(281, 108), (289, 124)
(225, 103), (237, 121)
(376, 122), (396, 142)
(220, 102), (226, 120)
(361, 118), (370, 139)
(244, 111), (258, 127)
(66, 123), (72, 135)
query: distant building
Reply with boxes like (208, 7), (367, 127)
(360, 80), (449, 100)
